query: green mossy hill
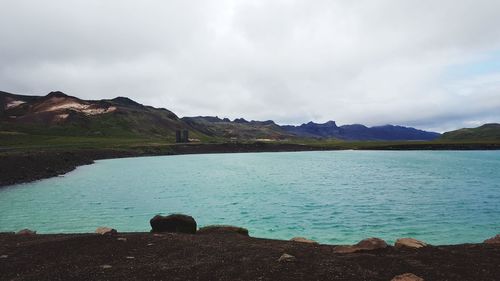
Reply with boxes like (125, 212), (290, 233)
(440, 123), (500, 141)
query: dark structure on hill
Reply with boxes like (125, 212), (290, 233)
(175, 129), (189, 143)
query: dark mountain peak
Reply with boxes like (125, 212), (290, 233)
(480, 123), (500, 129)
(303, 121), (337, 128)
(185, 116), (225, 123)
(234, 118), (249, 124)
(340, 124), (368, 129)
(250, 120), (276, 126)
(46, 91), (69, 98)
(110, 97), (142, 107)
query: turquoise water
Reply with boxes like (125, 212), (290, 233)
(1, 151), (499, 245)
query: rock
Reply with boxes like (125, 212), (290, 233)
(125, 256), (135, 259)
(100, 265), (112, 269)
(16, 229), (36, 235)
(290, 237), (318, 244)
(395, 238), (427, 249)
(334, 237), (388, 253)
(117, 237), (127, 242)
(198, 225), (249, 236)
(150, 214), (197, 234)
(483, 234), (500, 244)
(0, 255), (8, 259)
(391, 273), (424, 281)
(95, 227), (117, 236)
(278, 253), (296, 262)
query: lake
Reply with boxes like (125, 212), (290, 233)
(1, 151), (499, 244)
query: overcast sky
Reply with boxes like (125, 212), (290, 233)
(1, 0), (500, 132)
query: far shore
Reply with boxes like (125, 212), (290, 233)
(2, 141), (500, 187)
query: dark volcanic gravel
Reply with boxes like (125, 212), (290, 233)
(0, 233), (499, 281)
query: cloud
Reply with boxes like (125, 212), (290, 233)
(1, 0), (500, 132)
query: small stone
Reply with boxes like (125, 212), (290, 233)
(0, 255), (8, 259)
(146, 243), (154, 246)
(117, 237), (127, 242)
(290, 237), (318, 244)
(100, 265), (112, 269)
(334, 237), (388, 253)
(95, 227), (117, 236)
(395, 238), (427, 249)
(16, 229), (36, 235)
(278, 253), (296, 262)
(125, 256), (135, 259)
(484, 234), (500, 244)
(391, 273), (424, 281)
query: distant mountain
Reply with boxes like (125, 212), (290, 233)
(440, 123), (500, 141)
(282, 121), (440, 141)
(181, 116), (292, 140)
(0, 90), (197, 138)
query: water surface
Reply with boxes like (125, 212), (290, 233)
(1, 151), (499, 244)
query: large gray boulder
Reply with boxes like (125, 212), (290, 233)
(395, 238), (427, 249)
(95, 227), (117, 236)
(150, 214), (197, 234)
(16, 229), (36, 235)
(290, 237), (318, 244)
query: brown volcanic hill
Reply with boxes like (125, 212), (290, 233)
(0, 91), (198, 138)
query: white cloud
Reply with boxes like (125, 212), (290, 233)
(1, 0), (500, 132)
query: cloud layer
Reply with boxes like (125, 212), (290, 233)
(1, 0), (500, 131)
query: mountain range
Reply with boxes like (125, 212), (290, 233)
(1, 90), (498, 142)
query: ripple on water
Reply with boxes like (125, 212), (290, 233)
(0, 151), (499, 244)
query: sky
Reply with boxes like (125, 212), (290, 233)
(1, 1), (500, 132)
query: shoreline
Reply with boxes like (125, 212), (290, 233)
(0, 143), (331, 187)
(1, 231), (499, 280)
(2, 142), (500, 187)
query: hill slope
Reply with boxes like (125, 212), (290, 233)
(440, 123), (500, 141)
(181, 116), (292, 140)
(0, 91), (201, 139)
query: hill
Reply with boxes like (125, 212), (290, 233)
(0, 91), (205, 141)
(2, 90), (442, 142)
(181, 116), (292, 140)
(440, 123), (500, 141)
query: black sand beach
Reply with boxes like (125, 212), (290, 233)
(0, 232), (499, 281)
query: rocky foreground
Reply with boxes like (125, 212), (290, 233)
(1, 214), (499, 281)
